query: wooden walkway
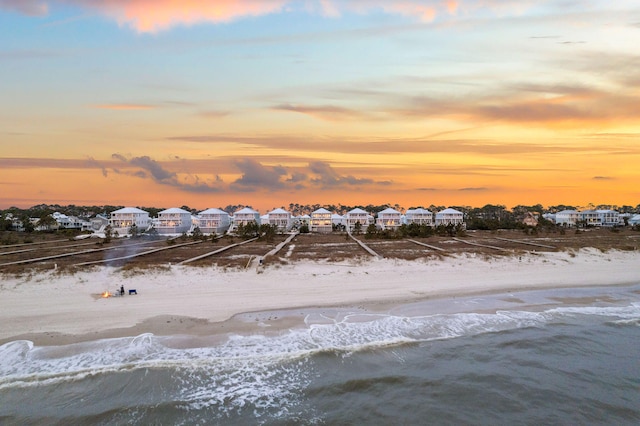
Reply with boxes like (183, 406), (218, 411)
(452, 237), (512, 252)
(407, 239), (446, 252)
(348, 233), (382, 258)
(253, 233), (299, 269)
(493, 237), (556, 249)
(0, 239), (163, 267)
(180, 237), (258, 265)
(73, 240), (203, 267)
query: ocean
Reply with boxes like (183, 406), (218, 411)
(1, 284), (639, 425)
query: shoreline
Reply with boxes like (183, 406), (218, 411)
(1, 248), (639, 346)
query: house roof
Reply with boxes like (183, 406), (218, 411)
(268, 208), (290, 215)
(557, 210), (578, 215)
(437, 208), (463, 215)
(159, 207), (191, 214)
(199, 208), (228, 215)
(347, 208), (368, 215)
(235, 207), (259, 215)
(407, 208), (431, 215)
(378, 207), (401, 215)
(112, 207), (149, 214)
(312, 208), (332, 214)
(331, 214), (343, 219)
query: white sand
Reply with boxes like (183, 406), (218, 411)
(1, 248), (639, 343)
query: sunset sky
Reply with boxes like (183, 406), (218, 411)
(1, 0), (639, 212)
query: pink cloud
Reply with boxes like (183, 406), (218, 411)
(64, 0), (288, 32)
(6, 1), (520, 32)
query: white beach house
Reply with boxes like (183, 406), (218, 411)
(346, 208), (372, 232)
(232, 207), (261, 230)
(266, 208), (293, 232)
(555, 210), (579, 227)
(197, 208), (230, 235)
(629, 214), (640, 226)
(109, 207), (150, 235)
(310, 208), (333, 233)
(579, 209), (620, 227)
(332, 214), (346, 229)
(405, 208), (433, 226)
(155, 207), (192, 235)
(435, 208), (465, 227)
(376, 207), (403, 230)
(298, 214), (311, 227)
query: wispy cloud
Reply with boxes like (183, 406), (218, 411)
(91, 103), (156, 110)
(167, 133), (639, 156)
(272, 103), (373, 122)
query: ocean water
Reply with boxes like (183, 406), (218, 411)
(1, 284), (639, 425)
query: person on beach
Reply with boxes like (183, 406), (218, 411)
(120, 285), (125, 296)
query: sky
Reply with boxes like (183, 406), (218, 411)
(1, 0), (639, 212)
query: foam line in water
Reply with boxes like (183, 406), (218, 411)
(1, 303), (639, 396)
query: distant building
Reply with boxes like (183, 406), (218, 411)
(109, 207), (150, 235)
(555, 210), (579, 227)
(629, 214), (640, 226)
(232, 207), (261, 231)
(579, 209), (620, 227)
(266, 208), (293, 232)
(376, 208), (402, 230)
(197, 208), (230, 235)
(405, 208), (433, 226)
(90, 214), (109, 232)
(332, 214), (346, 229)
(53, 212), (90, 231)
(155, 207), (192, 235)
(521, 212), (539, 227)
(435, 208), (465, 227)
(345, 208), (372, 232)
(310, 208), (333, 233)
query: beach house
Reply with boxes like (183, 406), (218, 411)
(332, 214), (346, 230)
(310, 208), (333, 233)
(405, 208), (433, 226)
(197, 208), (230, 235)
(435, 208), (465, 227)
(155, 207), (192, 235)
(553, 210), (579, 227)
(266, 208), (293, 232)
(232, 207), (261, 231)
(376, 207), (403, 230)
(346, 208), (372, 232)
(629, 214), (640, 226)
(109, 207), (150, 235)
(580, 209), (620, 227)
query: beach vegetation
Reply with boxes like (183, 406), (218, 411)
(104, 225), (113, 243)
(191, 226), (205, 240)
(353, 221), (362, 235)
(259, 224), (278, 242)
(299, 223), (309, 234)
(128, 224), (139, 238)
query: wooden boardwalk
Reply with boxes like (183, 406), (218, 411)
(180, 237), (258, 265)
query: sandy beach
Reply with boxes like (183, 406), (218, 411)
(1, 248), (639, 346)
